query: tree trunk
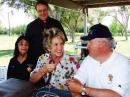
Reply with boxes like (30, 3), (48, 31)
(124, 28), (128, 40)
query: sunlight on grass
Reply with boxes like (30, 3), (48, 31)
(115, 37), (130, 57)
(0, 35), (17, 66)
(0, 35), (18, 50)
(0, 50), (13, 57)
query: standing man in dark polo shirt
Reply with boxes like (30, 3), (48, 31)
(25, 0), (67, 64)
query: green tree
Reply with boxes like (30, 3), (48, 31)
(50, 6), (83, 43)
(2, 0), (35, 12)
(0, 0), (2, 5)
(49, 5), (63, 21)
(87, 8), (109, 27)
(60, 9), (82, 42)
(111, 6), (130, 40)
(3, 0), (83, 42)
(95, 9), (109, 23)
(0, 25), (8, 34)
(109, 21), (123, 36)
(11, 24), (26, 35)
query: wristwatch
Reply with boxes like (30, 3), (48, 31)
(80, 87), (86, 95)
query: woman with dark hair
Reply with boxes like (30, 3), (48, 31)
(7, 35), (35, 81)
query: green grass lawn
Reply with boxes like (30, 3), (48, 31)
(0, 35), (130, 67)
(0, 35), (18, 66)
(0, 50), (13, 57)
(114, 36), (130, 57)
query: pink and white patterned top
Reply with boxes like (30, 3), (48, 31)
(31, 53), (80, 90)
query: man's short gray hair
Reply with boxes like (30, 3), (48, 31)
(101, 38), (116, 49)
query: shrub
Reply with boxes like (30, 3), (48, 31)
(109, 21), (123, 36)
(11, 24), (27, 35)
(76, 27), (84, 33)
(0, 25), (8, 34)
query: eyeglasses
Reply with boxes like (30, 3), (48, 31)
(37, 8), (48, 13)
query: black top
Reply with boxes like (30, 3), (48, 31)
(25, 17), (67, 63)
(7, 56), (35, 81)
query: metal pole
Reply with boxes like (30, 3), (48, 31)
(84, 13), (87, 35)
(7, 12), (11, 36)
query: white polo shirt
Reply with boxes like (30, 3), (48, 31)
(74, 51), (130, 96)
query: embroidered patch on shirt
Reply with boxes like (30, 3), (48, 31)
(107, 74), (113, 84)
